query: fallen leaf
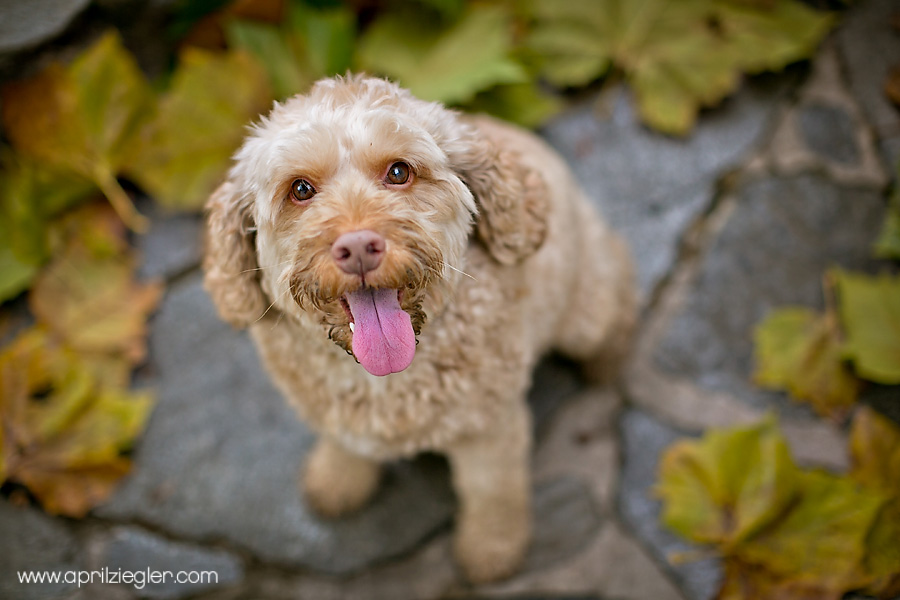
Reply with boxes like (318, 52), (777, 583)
(861, 502), (900, 598)
(223, 2), (354, 100)
(716, 557), (844, 600)
(357, 4), (527, 105)
(835, 270), (900, 385)
(850, 407), (900, 596)
(126, 48), (271, 210)
(657, 418), (799, 547)
(737, 469), (883, 594)
(0, 31), (152, 230)
(526, 0), (833, 135)
(0, 152), (97, 302)
(0, 328), (154, 517)
(29, 204), (163, 364)
(466, 82), (563, 128)
(850, 406), (900, 496)
(875, 174), (900, 260)
(753, 307), (860, 418)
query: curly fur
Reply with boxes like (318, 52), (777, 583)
(203, 74), (636, 583)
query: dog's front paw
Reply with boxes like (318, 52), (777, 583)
(453, 505), (531, 584)
(302, 439), (381, 518)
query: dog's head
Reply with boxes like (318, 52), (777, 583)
(203, 75), (547, 376)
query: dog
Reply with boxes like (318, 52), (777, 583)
(203, 74), (636, 583)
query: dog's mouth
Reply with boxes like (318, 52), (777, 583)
(340, 287), (415, 377)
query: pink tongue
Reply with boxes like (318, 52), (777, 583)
(345, 288), (416, 376)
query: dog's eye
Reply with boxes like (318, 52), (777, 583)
(290, 179), (316, 203)
(385, 162), (411, 185)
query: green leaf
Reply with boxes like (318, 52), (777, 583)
(850, 406), (900, 496)
(287, 2), (355, 78)
(849, 408), (900, 596)
(525, 0), (833, 135)
(29, 204), (163, 364)
(225, 2), (355, 100)
(737, 469), (883, 593)
(657, 418), (799, 547)
(753, 307), (860, 418)
(0, 31), (152, 230)
(225, 18), (309, 100)
(0, 245), (38, 303)
(0, 327), (154, 517)
(357, 4), (528, 105)
(466, 82), (563, 128)
(835, 270), (900, 384)
(874, 178), (900, 260)
(127, 49), (272, 210)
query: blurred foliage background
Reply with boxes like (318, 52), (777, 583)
(3, 2), (900, 598)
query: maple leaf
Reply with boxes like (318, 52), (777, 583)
(850, 407), (900, 597)
(0, 328), (154, 517)
(835, 270), (900, 385)
(28, 204), (163, 364)
(466, 82), (563, 128)
(126, 49), (272, 211)
(0, 151), (96, 302)
(658, 417), (889, 599)
(753, 307), (860, 419)
(657, 418), (799, 548)
(225, 1), (355, 100)
(874, 183), (900, 260)
(0, 31), (153, 230)
(357, 4), (527, 105)
(526, 0), (833, 135)
(736, 469), (883, 594)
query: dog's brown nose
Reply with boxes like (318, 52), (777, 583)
(331, 230), (385, 275)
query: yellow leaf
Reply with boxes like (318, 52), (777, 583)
(738, 470), (883, 593)
(657, 418), (799, 547)
(127, 49), (272, 210)
(850, 406), (900, 496)
(357, 5), (527, 105)
(850, 407), (900, 596)
(0, 32), (152, 230)
(525, 0), (833, 135)
(29, 204), (163, 364)
(753, 307), (860, 419)
(835, 269), (900, 385)
(716, 558), (844, 600)
(0, 328), (154, 517)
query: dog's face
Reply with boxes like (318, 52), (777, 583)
(204, 75), (548, 377)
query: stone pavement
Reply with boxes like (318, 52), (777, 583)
(1, 1), (898, 599)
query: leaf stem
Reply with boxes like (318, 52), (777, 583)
(92, 165), (149, 233)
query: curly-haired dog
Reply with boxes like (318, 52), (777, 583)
(203, 74), (636, 583)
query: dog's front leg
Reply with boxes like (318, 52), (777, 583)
(446, 400), (532, 584)
(302, 436), (381, 518)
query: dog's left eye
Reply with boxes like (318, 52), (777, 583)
(385, 162), (411, 185)
(290, 179), (317, 203)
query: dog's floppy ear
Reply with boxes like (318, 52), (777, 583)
(203, 181), (267, 328)
(452, 126), (549, 265)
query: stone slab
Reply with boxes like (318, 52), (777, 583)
(0, 501), (81, 600)
(0, 0), (90, 53)
(652, 174), (885, 418)
(837, 0), (900, 167)
(618, 410), (721, 600)
(100, 273), (455, 574)
(134, 199), (203, 282)
(91, 526), (244, 599)
(541, 77), (789, 295)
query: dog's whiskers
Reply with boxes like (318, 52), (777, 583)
(440, 262), (477, 282)
(255, 286), (292, 324)
(238, 259), (294, 276)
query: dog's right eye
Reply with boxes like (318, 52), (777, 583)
(290, 179), (316, 204)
